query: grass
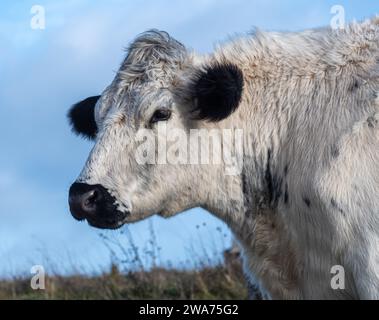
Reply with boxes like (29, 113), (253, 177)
(0, 222), (248, 300)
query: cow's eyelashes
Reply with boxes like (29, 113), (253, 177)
(150, 109), (172, 124)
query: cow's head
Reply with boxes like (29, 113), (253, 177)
(68, 30), (244, 229)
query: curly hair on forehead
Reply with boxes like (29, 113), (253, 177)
(117, 30), (187, 85)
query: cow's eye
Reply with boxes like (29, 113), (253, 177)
(150, 109), (171, 124)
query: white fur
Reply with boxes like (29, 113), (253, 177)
(75, 19), (379, 299)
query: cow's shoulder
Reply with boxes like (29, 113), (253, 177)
(316, 110), (379, 227)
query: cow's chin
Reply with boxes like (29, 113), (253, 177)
(85, 214), (128, 230)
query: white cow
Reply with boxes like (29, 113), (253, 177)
(68, 17), (379, 299)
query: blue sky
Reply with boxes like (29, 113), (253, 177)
(0, 0), (377, 276)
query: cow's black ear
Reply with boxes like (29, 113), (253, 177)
(191, 63), (244, 121)
(68, 95), (100, 140)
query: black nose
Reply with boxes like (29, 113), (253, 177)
(69, 183), (104, 220)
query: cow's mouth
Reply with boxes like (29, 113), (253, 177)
(69, 182), (129, 229)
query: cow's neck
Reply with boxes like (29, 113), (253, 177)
(200, 91), (289, 226)
(198, 86), (302, 299)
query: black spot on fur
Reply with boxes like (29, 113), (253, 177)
(331, 144), (340, 158)
(331, 198), (345, 215)
(242, 171), (254, 216)
(272, 176), (283, 204)
(367, 116), (378, 128)
(191, 63), (244, 121)
(284, 164), (289, 177)
(68, 96), (100, 140)
(284, 184), (289, 205)
(348, 80), (360, 92)
(265, 150), (274, 201)
(302, 196), (311, 208)
(265, 149), (283, 206)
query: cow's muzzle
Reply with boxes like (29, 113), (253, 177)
(68, 182), (128, 229)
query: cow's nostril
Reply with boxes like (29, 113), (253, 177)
(83, 190), (98, 210)
(69, 183), (103, 220)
